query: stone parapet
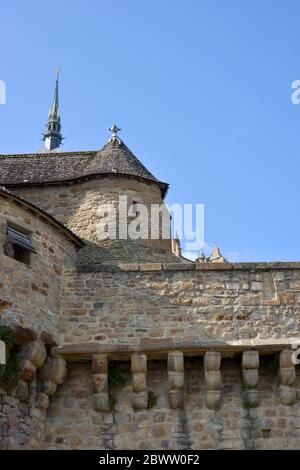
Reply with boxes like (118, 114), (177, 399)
(78, 261), (300, 273)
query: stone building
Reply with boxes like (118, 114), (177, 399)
(0, 73), (300, 450)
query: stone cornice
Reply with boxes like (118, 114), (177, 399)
(52, 337), (300, 362)
(75, 261), (300, 273)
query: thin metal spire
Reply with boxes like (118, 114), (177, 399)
(40, 67), (63, 152)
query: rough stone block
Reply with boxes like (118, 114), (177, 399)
(280, 350), (294, 369)
(251, 282), (262, 291)
(14, 380), (29, 402)
(92, 354), (108, 374)
(280, 367), (296, 385)
(242, 350), (259, 369)
(205, 390), (222, 410)
(93, 392), (110, 412)
(19, 360), (36, 383)
(132, 372), (147, 393)
(119, 263), (139, 271)
(35, 392), (49, 410)
(131, 353), (147, 374)
(38, 379), (57, 396)
(205, 371), (222, 390)
(13, 325), (37, 343)
(243, 389), (259, 408)
(168, 371), (184, 390)
(139, 263), (162, 271)
(19, 341), (47, 368)
(48, 358), (67, 385)
(204, 351), (221, 372)
(168, 390), (184, 409)
(132, 391), (148, 410)
(242, 369), (259, 389)
(92, 373), (108, 394)
(168, 351), (184, 372)
(40, 331), (58, 347)
(279, 385), (297, 406)
(140, 337), (174, 350)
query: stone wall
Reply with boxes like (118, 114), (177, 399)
(0, 196), (77, 338)
(14, 178), (171, 252)
(44, 358), (300, 450)
(60, 263), (300, 346)
(0, 341), (67, 450)
(0, 390), (46, 449)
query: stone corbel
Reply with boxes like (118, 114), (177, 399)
(91, 354), (109, 412)
(279, 349), (297, 405)
(204, 351), (222, 409)
(36, 357), (67, 410)
(168, 350), (184, 409)
(15, 341), (47, 402)
(131, 353), (148, 409)
(242, 350), (259, 407)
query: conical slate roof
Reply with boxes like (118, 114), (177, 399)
(0, 138), (169, 198)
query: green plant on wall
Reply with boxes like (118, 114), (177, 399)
(0, 325), (19, 393)
(148, 390), (158, 409)
(108, 362), (128, 410)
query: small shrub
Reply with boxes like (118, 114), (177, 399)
(108, 363), (127, 389)
(108, 362), (128, 410)
(148, 390), (158, 409)
(109, 394), (117, 410)
(0, 325), (19, 393)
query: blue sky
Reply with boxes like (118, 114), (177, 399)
(1, 0), (300, 261)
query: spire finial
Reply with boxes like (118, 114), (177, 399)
(172, 231), (181, 257)
(55, 66), (62, 78)
(39, 68), (64, 153)
(208, 241), (228, 263)
(108, 124), (122, 144)
(196, 249), (206, 263)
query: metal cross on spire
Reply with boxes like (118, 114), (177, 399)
(108, 124), (122, 144)
(109, 124), (121, 138)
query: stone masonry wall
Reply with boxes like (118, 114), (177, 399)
(61, 264), (300, 346)
(14, 178), (171, 252)
(0, 384), (47, 450)
(0, 342), (67, 450)
(0, 196), (77, 338)
(44, 359), (300, 450)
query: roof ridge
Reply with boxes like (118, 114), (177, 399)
(0, 150), (98, 158)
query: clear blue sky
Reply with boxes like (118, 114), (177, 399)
(1, 0), (299, 261)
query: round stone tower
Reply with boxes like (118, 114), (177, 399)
(1, 127), (187, 265)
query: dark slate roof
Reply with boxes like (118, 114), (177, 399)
(0, 186), (84, 248)
(0, 139), (169, 198)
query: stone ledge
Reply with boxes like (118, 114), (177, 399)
(76, 261), (300, 273)
(76, 264), (119, 273)
(196, 262), (300, 271)
(119, 263), (140, 271)
(139, 263), (162, 271)
(163, 263), (196, 271)
(52, 336), (300, 361)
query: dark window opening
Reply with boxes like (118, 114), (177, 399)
(3, 223), (36, 266)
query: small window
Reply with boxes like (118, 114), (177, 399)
(3, 223), (36, 265)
